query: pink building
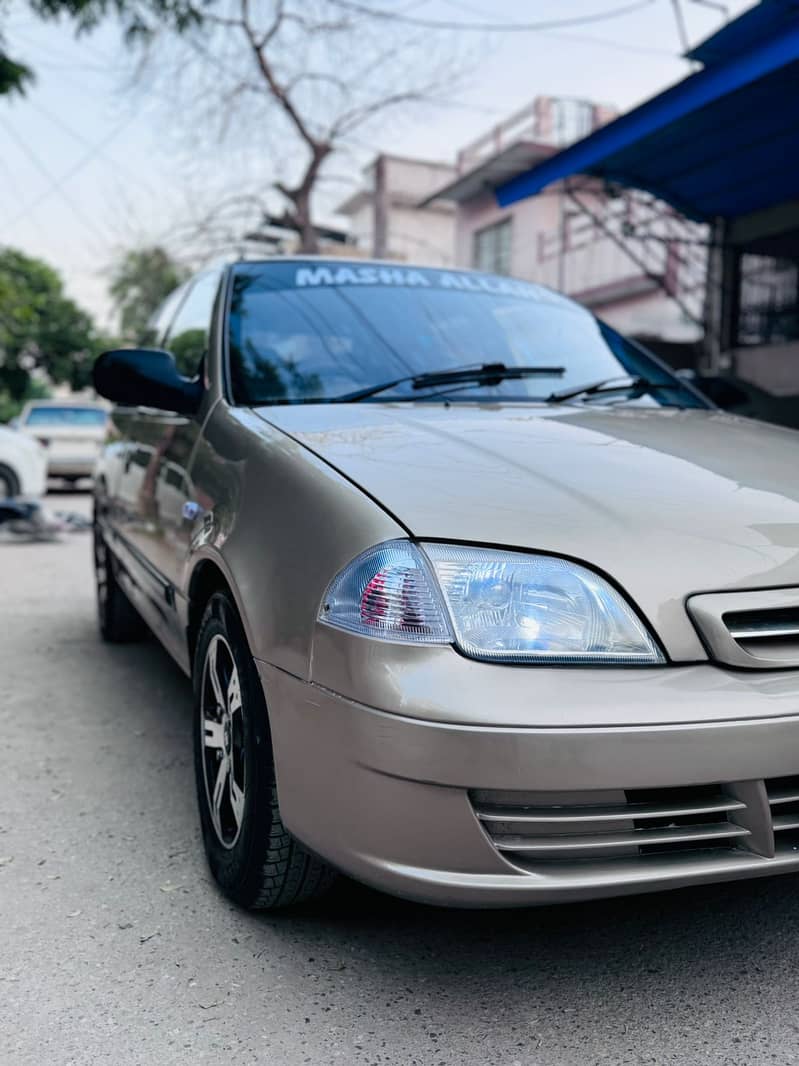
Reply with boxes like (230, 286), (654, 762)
(335, 155), (456, 268)
(423, 96), (707, 358)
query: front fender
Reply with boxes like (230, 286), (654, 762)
(184, 404), (404, 679)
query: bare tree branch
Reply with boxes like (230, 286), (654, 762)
(129, 0), (467, 254)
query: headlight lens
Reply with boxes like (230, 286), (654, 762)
(320, 541), (663, 664)
(422, 544), (664, 664)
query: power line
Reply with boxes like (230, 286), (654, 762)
(0, 154), (49, 241)
(0, 112), (135, 242)
(0, 117), (108, 243)
(436, 0), (678, 56)
(25, 98), (160, 202)
(10, 25), (113, 67)
(687, 0), (729, 17)
(670, 0), (692, 52)
(535, 28), (678, 57)
(329, 0), (656, 33)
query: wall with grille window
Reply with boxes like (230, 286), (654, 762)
(472, 218), (513, 275)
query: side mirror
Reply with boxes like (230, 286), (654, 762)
(93, 348), (202, 416)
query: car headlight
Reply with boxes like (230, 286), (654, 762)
(320, 541), (452, 645)
(319, 540), (664, 665)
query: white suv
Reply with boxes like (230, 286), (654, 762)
(0, 425), (46, 498)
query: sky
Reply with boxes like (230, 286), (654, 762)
(0, 0), (754, 326)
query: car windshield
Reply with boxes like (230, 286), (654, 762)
(24, 406), (107, 427)
(228, 261), (705, 408)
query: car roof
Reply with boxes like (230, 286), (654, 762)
(230, 254), (501, 272)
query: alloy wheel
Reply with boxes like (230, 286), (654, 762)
(200, 634), (246, 849)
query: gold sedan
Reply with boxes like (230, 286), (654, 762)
(92, 259), (799, 910)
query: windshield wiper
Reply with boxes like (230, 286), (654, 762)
(547, 375), (685, 405)
(333, 362), (566, 403)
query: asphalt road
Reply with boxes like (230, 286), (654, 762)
(4, 492), (799, 1066)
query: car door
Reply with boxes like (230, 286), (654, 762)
(111, 270), (222, 655)
(110, 280), (191, 525)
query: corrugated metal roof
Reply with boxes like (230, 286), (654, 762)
(495, 10), (799, 221)
(688, 0), (799, 65)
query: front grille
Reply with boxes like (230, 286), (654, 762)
(471, 785), (751, 865)
(725, 608), (799, 664)
(767, 775), (799, 845)
(687, 588), (799, 669)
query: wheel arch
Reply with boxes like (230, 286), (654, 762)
(186, 556), (251, 668)
(0, 461), (21, 498)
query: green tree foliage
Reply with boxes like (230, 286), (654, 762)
(1, 1), (200, 97)
(169, 327), (205, 376)
(109, 245), (187, 343)
(0, 377), (49, 424)
(0, 247), (100, 412)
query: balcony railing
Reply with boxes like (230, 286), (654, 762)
(456, 96), (613, 174)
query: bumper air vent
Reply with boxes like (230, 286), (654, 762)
(471, 786), (751, 866)
(767, 775), (799, 847)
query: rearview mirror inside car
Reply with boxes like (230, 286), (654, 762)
(93, 348), (202, 415)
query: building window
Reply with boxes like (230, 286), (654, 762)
(737, 253), (799, 346)
(473, 218), (513, 276)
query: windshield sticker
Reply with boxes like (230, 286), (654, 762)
(293, 264), (577, 308)
(295, 266), (432, 288)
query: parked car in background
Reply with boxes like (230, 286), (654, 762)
(92, 258), (799, 913)
(18, 399), (109, 484)
(0, 423), (47, 499)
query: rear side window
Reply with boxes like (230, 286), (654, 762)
(25, 407), (107, 426)
(164, 270), (222, 376)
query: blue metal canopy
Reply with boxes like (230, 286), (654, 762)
(687, 0), (799, 65)
(496, 5), (799, 222)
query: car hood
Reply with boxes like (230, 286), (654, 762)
(255, 402), (799, 661)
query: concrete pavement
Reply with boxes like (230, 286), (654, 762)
(2, 493), (797, 1065)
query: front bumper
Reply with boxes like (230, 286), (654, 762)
(259, 659), (799, 907)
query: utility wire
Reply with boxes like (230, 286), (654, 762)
(0, 153), (49, 240)
(538, 28), (678, 57)
(670, 0), (692, 52)
(25, 97), (160, 202)
(0, 112), (135, 242)
(329, 0), (656, 33)
(687, 0), (729, 17)
(436, 0), (679, 54)
(0, 117), (107, 243)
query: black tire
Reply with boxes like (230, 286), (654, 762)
(193, 591), (337, 910)
(0, 464), (20, 500)
(93, 512), (147, 643)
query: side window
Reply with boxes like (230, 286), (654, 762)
(164, 270), (222, 377)
(144, 282), (192, 347)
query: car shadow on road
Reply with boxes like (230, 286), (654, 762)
(243, 870), (794, 1051)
